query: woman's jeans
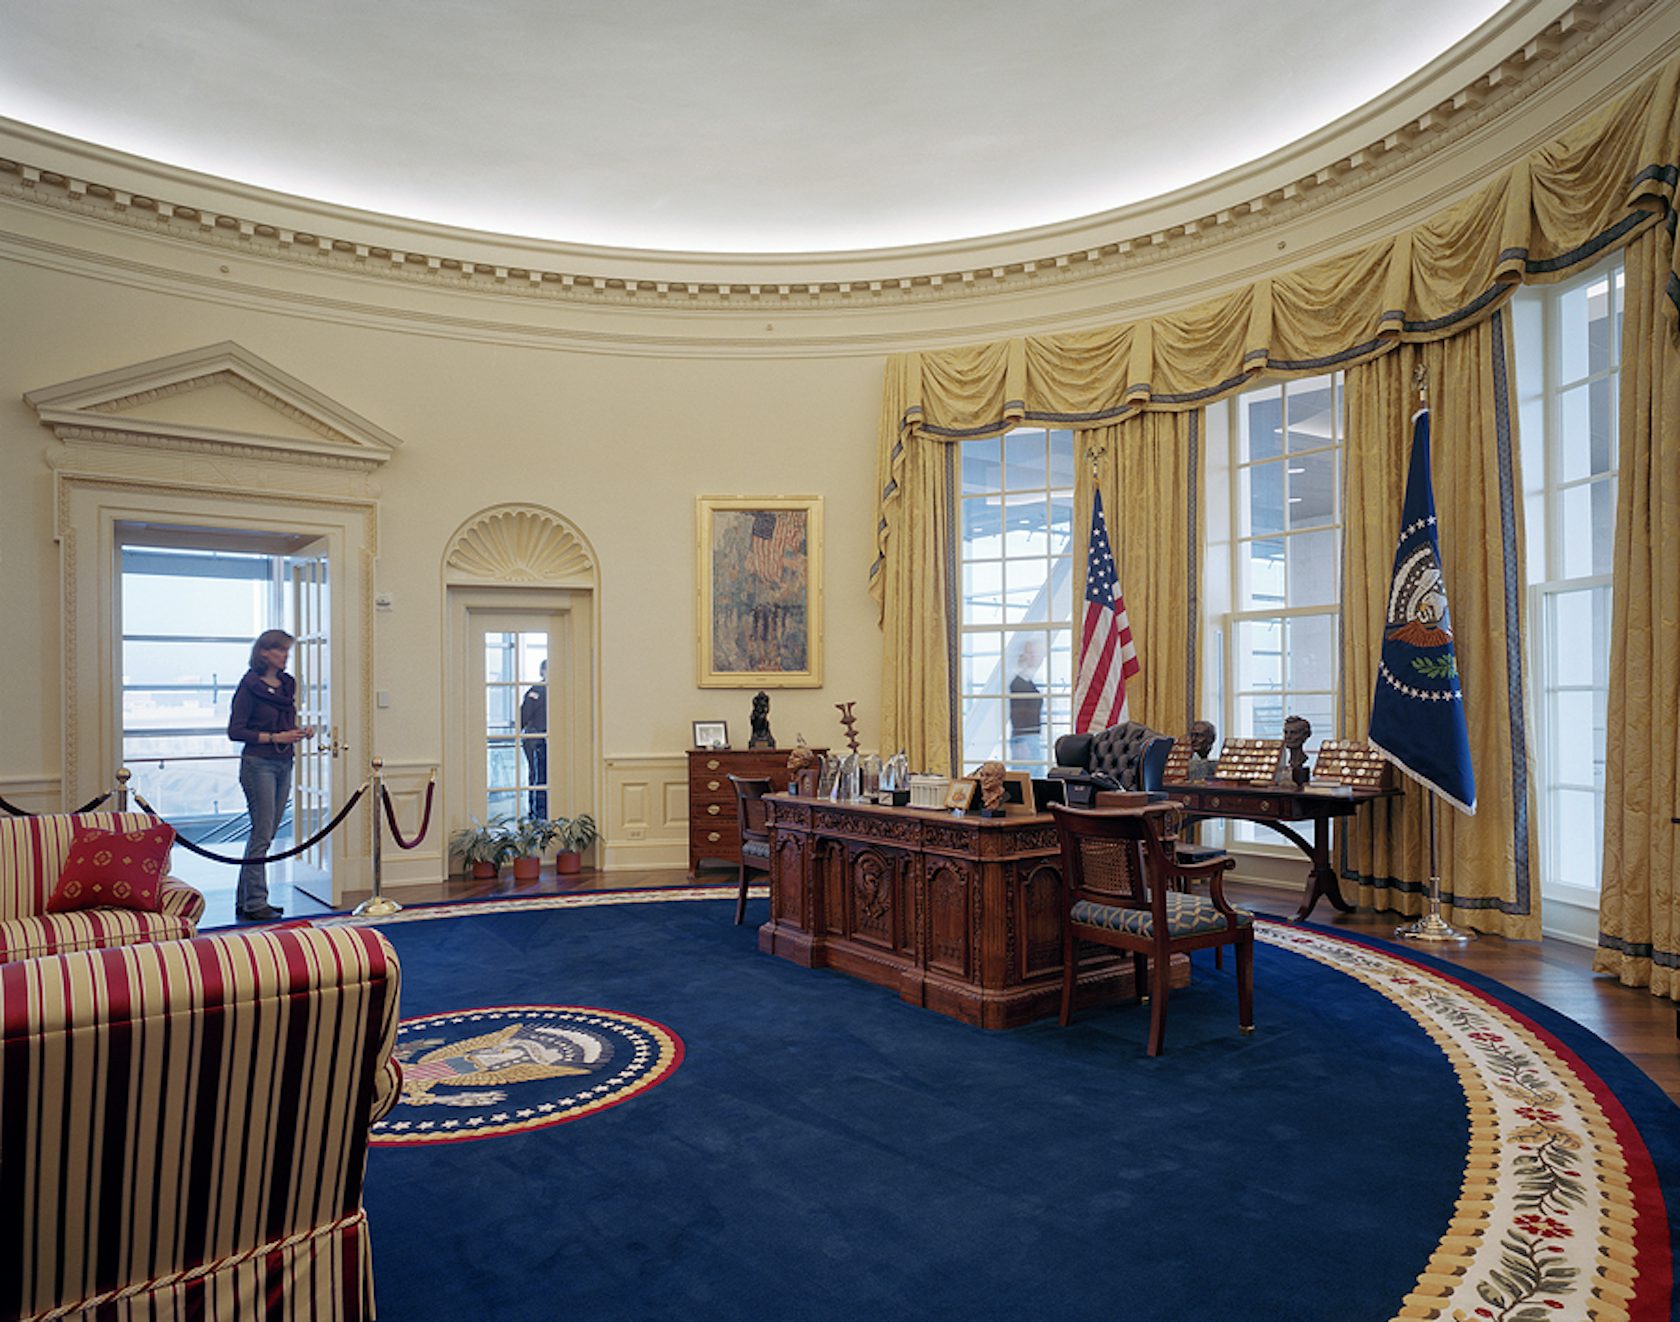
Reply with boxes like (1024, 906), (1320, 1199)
(238, 753), (292, 913)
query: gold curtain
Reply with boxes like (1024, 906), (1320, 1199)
(1594, 225), (1680, 998)
(1083, 413), (1199, 737)
(873, 48), (1680, 832)
(1339, 318), (1541, 939)
(875, 357), (955, 773)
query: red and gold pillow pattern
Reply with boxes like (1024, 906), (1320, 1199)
(46, 823), (177, 914)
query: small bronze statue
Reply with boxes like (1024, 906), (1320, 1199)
(976, 760), (1006, 815)
(748, 690), (775, 749)
(835, 701), (861, 754)
(1282, 714), (1312, 787)
(1187, 719), (1217, 782)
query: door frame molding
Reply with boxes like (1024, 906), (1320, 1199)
(53, 478), (376, 886)
(440, 504), (601, 878)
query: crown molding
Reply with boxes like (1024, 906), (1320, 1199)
(0, 0), (1664, 317)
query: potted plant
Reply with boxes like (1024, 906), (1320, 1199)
(449, 816), (516, 880)
(508, 816), (550, 881)
(546, 813), (598, 875)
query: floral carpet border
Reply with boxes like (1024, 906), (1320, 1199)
(314, 884), (764, 927)
(1263, 925), (1667, 1322)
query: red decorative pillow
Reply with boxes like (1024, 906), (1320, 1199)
(46, 824), (177, 914)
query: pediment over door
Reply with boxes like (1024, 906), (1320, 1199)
(24, 341), (401, 473)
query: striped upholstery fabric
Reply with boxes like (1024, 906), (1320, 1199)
(0, 813), (204, 962)
(1072, 892), (1255, 939)
(0, 925), (402, 1321)
(740, 838), (771, 860)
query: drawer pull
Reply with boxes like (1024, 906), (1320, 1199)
(707, 804), (721, 816)
(707, 831), (721, 842)
(707, 779), (721, 791)
(706, 759), (720, 771)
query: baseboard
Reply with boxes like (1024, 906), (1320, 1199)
(602, 839), (687, 871)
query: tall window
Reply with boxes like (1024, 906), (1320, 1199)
(1515, 258), (1622, 899)
(1228, 375), (1344, 754)
(956, 429), (1076, 777)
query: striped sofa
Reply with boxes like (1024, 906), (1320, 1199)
(0, 924), (403, 1321)
(0, 812), (205, 962)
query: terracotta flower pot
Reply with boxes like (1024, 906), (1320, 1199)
(555, 850), (582, 875)
(511, 855), (541, 881)
(471, 860), (498, 880)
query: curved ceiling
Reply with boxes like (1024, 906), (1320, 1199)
(0, 0), (1513, 254)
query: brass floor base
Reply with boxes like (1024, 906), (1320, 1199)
(352, 894), (404, 918)
(1395, 913), (1477, 944)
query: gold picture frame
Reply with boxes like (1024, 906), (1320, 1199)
(944, 777), (978, 811)
(697, 496), (823, 688)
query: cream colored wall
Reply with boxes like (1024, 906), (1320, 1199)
(0, 254), (887, 868)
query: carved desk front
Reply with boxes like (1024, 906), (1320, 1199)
(760, 796), (1185, 1029)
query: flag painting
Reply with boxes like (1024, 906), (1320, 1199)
(1367, 410), (1477, 813)
(1072, 489), (1139, 733)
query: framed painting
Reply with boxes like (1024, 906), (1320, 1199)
(697, 497), (823, 688)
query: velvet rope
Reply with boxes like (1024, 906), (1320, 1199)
(0, 790), (113, 817)
(380, 779), (435, 850)
(132, 784), (369, 866)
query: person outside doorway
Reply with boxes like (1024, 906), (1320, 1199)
(521, 660), (548, 818)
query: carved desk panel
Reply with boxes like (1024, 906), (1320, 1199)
(760, 797), (1185, 1030)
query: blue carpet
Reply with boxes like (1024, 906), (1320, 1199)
(358, 896), (1513, 1322)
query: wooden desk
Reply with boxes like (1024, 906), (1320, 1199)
(760, 796), (1183, 1029)
(1161, 780), (1400, 921)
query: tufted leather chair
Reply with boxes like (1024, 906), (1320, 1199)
(1053, 722), (1173, 791)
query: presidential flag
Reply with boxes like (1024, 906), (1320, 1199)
(1072, 489), (1139, 732)
(1367, 409), (1477, 813)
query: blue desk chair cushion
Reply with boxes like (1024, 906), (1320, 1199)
(1071, 892), (1255, 940)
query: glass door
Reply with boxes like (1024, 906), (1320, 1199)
(473, 617), (552, 822)
(286, 542), (334, 870)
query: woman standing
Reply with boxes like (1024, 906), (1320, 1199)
(226, 628), (314, 920)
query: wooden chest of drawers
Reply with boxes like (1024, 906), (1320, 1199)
(688, 747), (821, 875)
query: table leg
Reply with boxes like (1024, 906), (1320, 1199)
(1295, 816), (1354, 920)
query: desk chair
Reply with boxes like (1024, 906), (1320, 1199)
(729, 775), (774, 925)
(1050, 803), (1254, 1056)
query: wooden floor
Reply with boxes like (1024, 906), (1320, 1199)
(342, 866), (1680, 1106)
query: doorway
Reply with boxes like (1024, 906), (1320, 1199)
(445, 587), (596, 872)
(116, 522), (339, 914)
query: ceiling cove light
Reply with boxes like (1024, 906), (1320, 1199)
(0, 0), (1510, 253)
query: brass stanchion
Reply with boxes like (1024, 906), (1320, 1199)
(115, 767), (131, 812)
(353, 756), (403, 918)
(1394, 792), (1476, 944)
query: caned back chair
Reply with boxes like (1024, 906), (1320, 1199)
(728, 775), (775, 925)
(1050, 803), (1254, 1056)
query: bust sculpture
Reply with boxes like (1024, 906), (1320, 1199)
(977, 760), (1006, 814)
(1282, 714), (1312, 787)
(1187, 719), (1217, 781)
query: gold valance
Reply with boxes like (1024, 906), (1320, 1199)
(872, 53), (1680, 610)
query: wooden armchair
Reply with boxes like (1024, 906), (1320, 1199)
(1049, 803), (1254, 1056)
(728, 775), (774, 925)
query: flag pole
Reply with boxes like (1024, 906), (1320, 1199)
(1394, 363), (1475, 945)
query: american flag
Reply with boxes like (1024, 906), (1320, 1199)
(747, 510), (802, 583)
(1072, 489), (1138, 732)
